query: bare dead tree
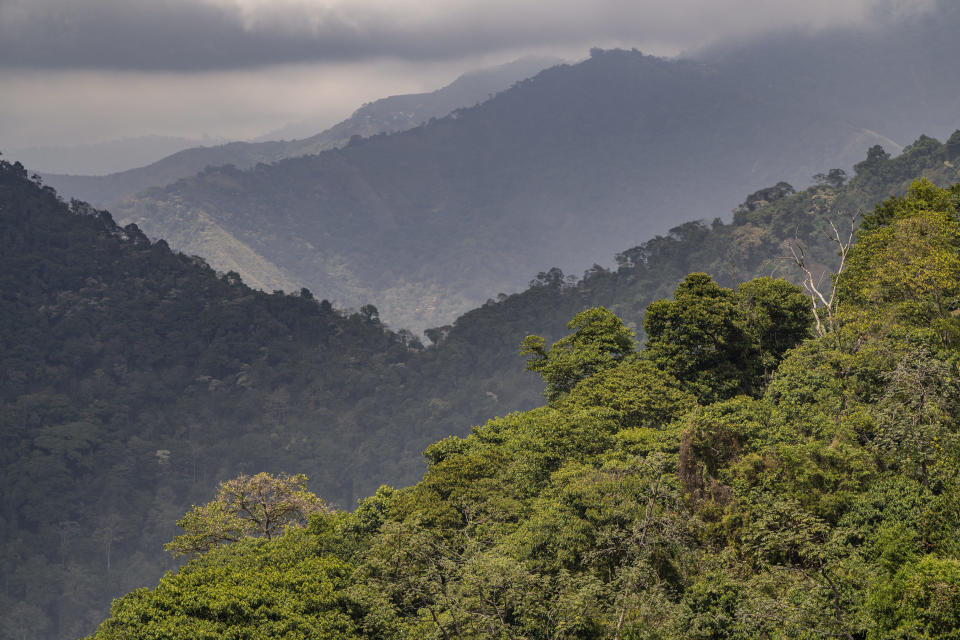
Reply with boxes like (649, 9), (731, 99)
(789, 213), (859, 338)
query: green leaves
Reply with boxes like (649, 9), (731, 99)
(522, 307), (636, 402)
(868, 555), (960, 639)
(165, 473), (329, 557)
(871, 348), (960, 489)
(82, 171), (960, 640)
(89, 531), (368, 640)
(837, 180), (960, 339)
(558, 357), (695, 430)
(644, 274), (810, 402)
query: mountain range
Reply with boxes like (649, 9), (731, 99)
(4, 126), (960, 639)
(37, 7), (960, 332)
(39, 56), (560, 209)
(106, 47), (903, 330)
(6, 5), (960, 636)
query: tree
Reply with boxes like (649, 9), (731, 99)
(836, 184), (960, 331)
(736, 277), (813, 375)
(521, 307), (636, 402)
(92, 530), (371, 640)
(947, 129), (960, 162)
(644, 275), (811, 402)
(872, 348), (960, 489)
(558, 357), (695, 430)
(789, 214), (857, 338)
(813, 168), (847, 188)
(165, 473), (329, 557)
(644, 274), (757, 402)
(359, 304), (380, 324)
(734, 182), (795, 215)
(424, 324), (452, 346)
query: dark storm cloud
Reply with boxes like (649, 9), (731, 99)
(0, 0), (933, 72)
(0, 0), (389, 71)
(2, 0), (600, 71)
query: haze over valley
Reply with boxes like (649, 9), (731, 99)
(35, 5), (960, 330)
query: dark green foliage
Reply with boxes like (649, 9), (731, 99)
(736, 277), (815, 372)
(644, 274), (810, 402)
(644, 274), (758, 401)
(557, 357), (695, 430)
(0, 159), (549, 639)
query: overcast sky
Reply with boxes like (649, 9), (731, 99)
(0, 0), (935, 149)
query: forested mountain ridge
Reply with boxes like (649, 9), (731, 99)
(38, 6), (960, 333)
(0, 130), (960, 638)
(0, 158), (545, 639)
(251, 56), (563, 144)
(3, 133), (960, 639)
(110, 46), (911, 330)
(88, 178), (960, 639)
(431, 132), (960, 374)
(39, 56), (560, 207)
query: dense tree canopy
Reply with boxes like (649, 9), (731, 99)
(5, 133), (960, 639)
(644, 274), (811, 402)
(165, 473), (329, 557)
(87, 181), (960, 639)
(521, 307), (637, 401)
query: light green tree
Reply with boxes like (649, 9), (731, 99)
(165, 472), (329, 557)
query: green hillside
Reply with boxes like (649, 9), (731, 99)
(88, 179), (960, 639)
(433, 132), (960, 379)
(3, 133), (960, 639)
(0, 159), (543, 639)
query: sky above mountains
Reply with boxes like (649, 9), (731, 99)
(0, 0), (935, 149)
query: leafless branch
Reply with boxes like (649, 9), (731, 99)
(789, 212), (859, 338)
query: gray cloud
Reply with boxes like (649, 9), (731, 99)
(0, 0), (934, 72)
(0, 0), (937, 151)
(0, 59), (466, 148)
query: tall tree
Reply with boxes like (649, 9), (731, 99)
(165, 473), (329, 557)
(521, 307), (636, 402)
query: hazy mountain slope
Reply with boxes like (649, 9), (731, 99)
(40, 139), (301, 207)
(8, 135), (223, 176)
(38, 56), (559, 208)
(109, 7), (960, 332)
(0, 159), (549, 640)
(251, 55), (562, 142)
(115, 47), (909, 330)
(431, 132), (960, 398)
